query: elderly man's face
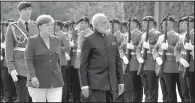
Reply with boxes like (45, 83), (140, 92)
(97, 16), (110, 34)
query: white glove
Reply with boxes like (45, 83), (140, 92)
(122, 56), (129, 64)
(184, 43), (194, 50)
(126, 42), (134, 50)
(161, 41), (168, 50)
(11, 70), (18, 82)
(1, 43), (5, 48)
(1, 56), (3, 60)
(31, 77), (39, 88)
(143, 41), (150, 49)
(179, 58), (189, 68)
(137, 57), (144, 63)
(156, 57), (163, 65)
(118, 84), (124, 96)
(69, 41), (74, 47)
(65, 53), (70, 60)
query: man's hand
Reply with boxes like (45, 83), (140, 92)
(122, 56), (129, 64)
(156, 57), (163, 65)
(143, 40), (150, 50)
(137, 57), (144, 63)
(179, 58), (190, 68)
(31, 77), (39, 88)
(184, 43), (194, 50)
(126, 42), (134, 50)
(118, 84), (124, 96)
(81, 87), (89, 98)
(11, 70), (18, 82)
(161, 40), (168, 50)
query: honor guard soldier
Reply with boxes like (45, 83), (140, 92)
(77, 16), (93, 52)
(5, 1), (38, 102)
(136, 16), (161, 102)
(54, 20), (72, 102)
(67, 20), (81, 102)
(75, 16), (93, 101)
(109, 18), (125, 47)
(178, 17), (187, 35)
(1, 21), (17, 102)
(120, 21), (128, 35)
(152, 16), (180, 102)
(119, 17), (143, 102)
(174, 16), (194, 102)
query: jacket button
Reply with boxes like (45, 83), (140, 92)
(49, 53), (51, 55)
(50, 68), (52, 69)
(49, 60), (52, 62)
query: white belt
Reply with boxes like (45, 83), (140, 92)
(72, 49), (81, 53)
(159, 52), (174, 56)
(14, 47), (25, 51)
(131, 52), (136, 55)
(181, 51), (193, 56)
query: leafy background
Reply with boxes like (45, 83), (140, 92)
(1, 1), (194, 29)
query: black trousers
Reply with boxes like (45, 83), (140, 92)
(179, 71), (195, 102)
(179, 71), (190, 102)
(163, 73), (178, 102)
(0, 68), (4, 99)
(68, 66), (81, 102)
(14, 76), (29, 102)
(86, 89), (116, 102)
(159, 75), (168, 102)
(187, 72), (195, 102)
(1, 67), (16, 99)
(142, 70), (158, 102)
(61, 65), (70, 102)
(124, 71), (143, 102)
(176, 73), (183, 102)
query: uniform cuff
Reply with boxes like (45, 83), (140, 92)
(81, 86), (89, 89)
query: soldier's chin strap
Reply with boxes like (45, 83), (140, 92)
(11, 23), (28, 44)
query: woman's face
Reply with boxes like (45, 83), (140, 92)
(40, 21), (54, 35)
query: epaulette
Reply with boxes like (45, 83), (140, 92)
(32, 21), (36, 24)
(134, 29), (142, 36)
(10, 22), (17, 25)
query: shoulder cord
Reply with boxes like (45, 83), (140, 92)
(11, 24), (28, 44)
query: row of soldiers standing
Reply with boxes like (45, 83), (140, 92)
(115, 15), (194, 102)
(0, 1), (194, 102)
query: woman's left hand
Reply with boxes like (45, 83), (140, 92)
(31, 77), (40, 88)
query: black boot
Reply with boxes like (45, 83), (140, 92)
(3, 97), (12, 102)
(12, 96), (17, 102)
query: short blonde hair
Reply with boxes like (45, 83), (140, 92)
(36, 14), (54, 26)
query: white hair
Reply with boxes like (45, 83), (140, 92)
(91, 13), (106, 30)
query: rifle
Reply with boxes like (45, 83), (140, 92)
(1, 24), (5, 70)
(66, 22), (74, 68)
(182, 15), (191, 78)
(137, 20), (150, 76)
(125, 17), (132, 73)
(112, 18), (114, 34)
(156, 15), (168, 76)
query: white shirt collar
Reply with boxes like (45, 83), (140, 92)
(19, 19), (30, 25)
(131, 29), (138, 34)
(114, 30), (121, 36)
